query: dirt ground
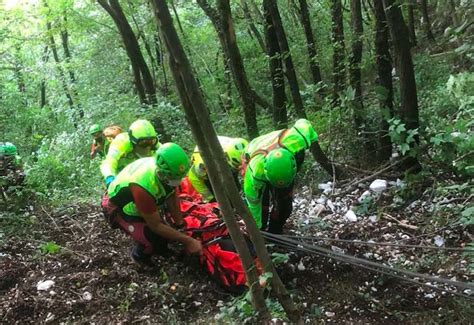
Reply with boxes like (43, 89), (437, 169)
(1, 179), (473, 323)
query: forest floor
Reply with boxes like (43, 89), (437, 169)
(0, 173), (473, 323)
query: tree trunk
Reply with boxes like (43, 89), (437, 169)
(98, 0), (169, 141)
(297, 0), (323, 88)
(197, 0), (259, 139)
(263, 3), (288, 129)
(155, 32), (169, 96)
(60, 14), (83, 118)
(40, 45), (49, 108)
(407, 0), (417, 46)
(47, 21), (74, 110)
(98, 0), (156, 105)
(419, 0), (435, 41)
(331, 0), (346, 107)
(263, 0), (345, 179)
(373, 0), (394, 163)
(349, 0), (364, 134)
(383, 0), (422, 173)
(263, 0), (305, 118)
(240, 0), (266, 53)
(149, 0), (283, 320)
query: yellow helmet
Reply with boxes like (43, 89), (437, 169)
(225, 137), (248, 170)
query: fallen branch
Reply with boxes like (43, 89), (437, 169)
(382, 213), (419, 231)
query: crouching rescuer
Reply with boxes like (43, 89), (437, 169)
(242, 119), (318, 234)
(102, 142), (202, 267)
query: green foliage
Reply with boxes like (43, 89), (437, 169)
(424, 72), (474, 176)
(388, 118), (419, 156)
(354, 196), (375, 216)
(460, 206), (474, 226)
(271, 252), (290, 265)
(39, 241), (61, 254)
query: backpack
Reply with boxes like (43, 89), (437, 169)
(177, 177), (261, 293)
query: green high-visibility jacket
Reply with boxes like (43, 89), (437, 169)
(243, 119), (318, 228)
(100, 132), (160, 179)
(188, 136), (239, 202)
(108, 157), (171, 217)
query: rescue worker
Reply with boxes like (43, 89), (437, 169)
(103, 142), (202, 267)
(242, 119), (318, 234)
(89, 124), (122, 159)
(188, 136), (248, 202)
(89, 124), (105, 159)
(101, 119), (160, 187)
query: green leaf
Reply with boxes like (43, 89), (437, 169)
(39, 241), (61, 255)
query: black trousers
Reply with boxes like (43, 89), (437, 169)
(260, 149), (305, 234)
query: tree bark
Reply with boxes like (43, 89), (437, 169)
(97, 0), (156, 105)
(263, 0), (345, 179)
(373, 0), (394, 163)
(419, 0), (435, 41)
(297, 0), (323, 88)
(331, 0), (346, 107)
(98, 0), (169, 141)
(240, 0), (266, 53)
(197, 0), (259, 139)
(383, 0), (421, 172)
(60, 14), (83, 118)
(149, 0), (279, 320)
(47, 21), (74, 110)
(263, 3), (287, 129)
(349, 0), (364, 134)
(407, 0), (417, 46)
(40, 45), (49, 108)
(263, 0), (305, 118)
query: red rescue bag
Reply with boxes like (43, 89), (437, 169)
(177, 177), (261, 293)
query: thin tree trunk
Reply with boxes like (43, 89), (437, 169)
(263, 3), (287, 129)
(98, 0), (169, 141)
(98, 0), (156, 104)
(40, 45), (49, 108)
(197, 0), (259, 139)
(383, 0), (422, 173)
(60, 14), (83, 118)
(331, 0), (346, 107)
(263, 0), (305, 118)
(47, 22), (74, 110)
(149, 0), (275, 319)
(373, 0), (394, 163)
(222, 55), (233, 112)
(297, 0), (323, 88)
(155, 32), (169, 96)
(240, 0), (266, 53)
(349, 0), (364, 133)
(264, 0), (345, 179)
(407, 0), (417, 46)
(419, 0), (435, 41)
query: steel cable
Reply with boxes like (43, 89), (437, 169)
(280, 234), (474, 252)
(262, 232), (474, 298)
(266, 234), (473, 300)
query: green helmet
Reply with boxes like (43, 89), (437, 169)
(89, 124), (102, 135)
(226, 138), (249, 170)
(129, 119), (157, 144)
(156, 142), (190, 186)
(1, 142), (17, 156)
(264, 148), (296, 188)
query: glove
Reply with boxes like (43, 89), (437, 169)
(105, 175), (115, 188)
